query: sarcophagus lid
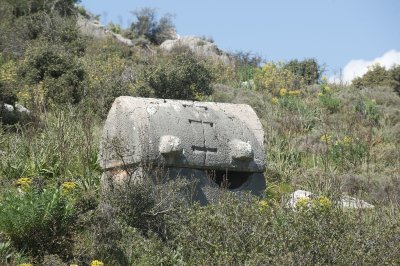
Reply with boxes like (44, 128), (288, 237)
(100, 97), (265, 173)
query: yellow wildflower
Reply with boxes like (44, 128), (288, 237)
(296, 197), (311, 210)
(16, 177), (32, 191)
(258, 200), (268, 211)
(91, 260), (104, 266)
(320, 134), (332, 144)
(317, 92), (323, 97)
(271, 97), (278, 105)
(279, 88), (287, 97)
(62, 181), (77, 193)
(70, 264), (79, 266)
(323, 86), (331, 94)
(18, 264), (33, 266)
(313, 196), (332, 212)
(288, 90), (301, 96)
(315, 196), (332, 207)
(342, 135), (352, 146)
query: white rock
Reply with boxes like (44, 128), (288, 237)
(287, 190), (374, 209)
(3, 103), (14, 112)
(339, 195), (375, 209)
(15, 103), (30, 114)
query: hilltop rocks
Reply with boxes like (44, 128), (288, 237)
(160, 36), (231, 64)
(288, 189), (374, 209)
(77, 14), (134, 47)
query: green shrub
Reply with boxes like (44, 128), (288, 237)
(93, 172), (191, 265)
(0, 188), (75, 258)
(168, 193), (400, 265)
(254, 62), (304, 94)
(0, 1), (84, 58)
(21, 42), (85, 106)
(284, 58), (322, 85)
(318, 94), (341, 113)
(318, 82), (341, 113)
(4, 0), (78, 17)
(231, 51), (262, 82)
(82, 40), (135, 117)
(352, 64), (400, 92)
(325, 135), (368, 170)
(146, 52), (213, 100)
(354, 98), (380, 125)
(108, 23), (122, 34)
(0, 108), (101, 181)
(0, 56), (18, 106)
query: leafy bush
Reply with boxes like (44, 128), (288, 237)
(145, 52), (214, 100)
(93, 172), (191, 265)
(284, 58), (322, 85)
(0, 188), (75, 258)
(168, 193), (400, 265)
(390, 65), (400, 95)
(4, 0), (78, 17)
(0, 1), (84, 58)
(0, 55), (18, 106)
(230, 51), (262, 82)
(21, 42), (85, 106)
(318, 82), (341, 113)
(352, 64), (400, 90)
(108, 23), (122, 34)
(254, 62), (304, 94)
(82, 40), (135, 117)
(354, 98), (380, 125)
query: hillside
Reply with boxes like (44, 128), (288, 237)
(0, 1), (400, 265)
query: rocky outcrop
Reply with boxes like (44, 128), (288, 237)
(77, 14), (134, 47)
(160, 36), (231, 64)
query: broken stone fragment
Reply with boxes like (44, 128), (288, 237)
(159, 135), (183, 156)
(230, 139), (253, 161)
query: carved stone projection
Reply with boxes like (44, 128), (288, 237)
(100, 96), (266, 204)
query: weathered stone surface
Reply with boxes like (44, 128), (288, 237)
(100, 96), (265, 172)
(15, 103), (30, 115)
(339, 195), (374, 209)
(100, 96), (266, 203)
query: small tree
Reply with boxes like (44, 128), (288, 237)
(231, 51), (262, 82)
(352, 64), (391, 88)
(389, 65), (400, 95)
(284, 58), (322, 85)
(130, 8), (176, 45)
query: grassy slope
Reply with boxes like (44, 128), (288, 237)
(0, 4), (399, 264)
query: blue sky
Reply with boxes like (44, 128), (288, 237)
(80, 0), (400, 81)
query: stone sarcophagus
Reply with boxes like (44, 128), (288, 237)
(100, 96), (266, 204)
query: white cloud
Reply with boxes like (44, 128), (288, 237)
(330, 49), (400, 84)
